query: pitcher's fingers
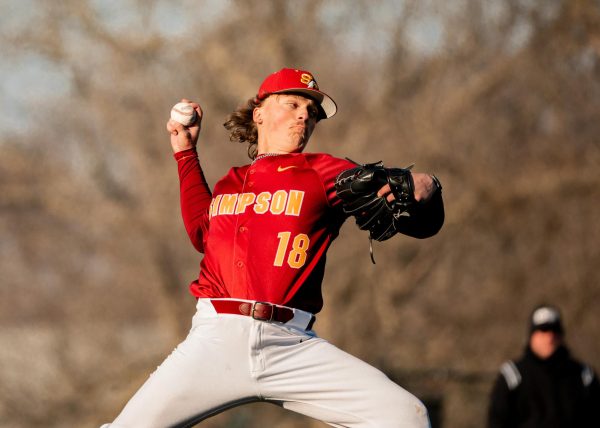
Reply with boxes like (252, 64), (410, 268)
(377, 184), (392, 198)
(167, 119), (183, 134)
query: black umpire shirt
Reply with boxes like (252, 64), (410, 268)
(487, 345), (600, 428)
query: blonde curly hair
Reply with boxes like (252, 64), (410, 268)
(223, 97), (262, 160)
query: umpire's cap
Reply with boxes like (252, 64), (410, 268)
(529, 305), (564, 335)
(257, 68), (337, 120)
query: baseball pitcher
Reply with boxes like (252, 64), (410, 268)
(101, 68), (444, 427)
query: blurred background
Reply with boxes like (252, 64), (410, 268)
(1, 0), (599, 427)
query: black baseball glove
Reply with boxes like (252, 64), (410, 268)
(334, 160), (416, 243)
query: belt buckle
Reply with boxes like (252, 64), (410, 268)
(251, 301), (274, 321)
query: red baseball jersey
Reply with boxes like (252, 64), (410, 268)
(175, 149), (355, 314)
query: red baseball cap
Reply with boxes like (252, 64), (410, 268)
(257, 68), (337, 119)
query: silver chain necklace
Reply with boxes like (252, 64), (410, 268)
(253, 153), (282, 163)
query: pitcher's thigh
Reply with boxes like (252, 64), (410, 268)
(263, 337), (429, 428)
(110, 318), (256, 428)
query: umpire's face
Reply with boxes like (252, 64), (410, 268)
(253, 94), (319, 155)
(530, 329), (562, 360)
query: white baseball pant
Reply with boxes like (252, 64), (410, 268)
(102, 299), (430, 428)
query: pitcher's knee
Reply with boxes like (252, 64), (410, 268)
(405, 396), (430, 428)
(373, 387), (430, 427)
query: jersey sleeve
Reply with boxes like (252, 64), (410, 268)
(582, 365), (600, 425)
(487, 370), (515, 428)
(395, 187), (445, 239)
(307, 154), (356, 209)
(174, 148), (212, 253)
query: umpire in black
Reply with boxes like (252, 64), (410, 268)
(487, 304), (600, 428)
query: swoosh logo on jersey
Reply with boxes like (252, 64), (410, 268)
(277, 165), (298, 172)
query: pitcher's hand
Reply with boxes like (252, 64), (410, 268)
(167, 99), (202, 153)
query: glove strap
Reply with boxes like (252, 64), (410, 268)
(430, 174), (443, 192)
(369, 236), (376, 264)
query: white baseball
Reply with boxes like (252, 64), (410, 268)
(170, 102), (197, 126)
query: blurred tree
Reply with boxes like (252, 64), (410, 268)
(1, 0), (599, 427)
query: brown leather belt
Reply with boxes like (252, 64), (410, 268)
(210, 299), (295, 323)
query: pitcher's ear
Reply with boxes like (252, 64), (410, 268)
(253, 107), (263, 124)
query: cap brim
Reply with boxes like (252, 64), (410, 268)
(532, 323), (563, 333)
(272, 88), (337, 119)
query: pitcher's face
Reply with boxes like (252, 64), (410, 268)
(254, 94), (319, 154)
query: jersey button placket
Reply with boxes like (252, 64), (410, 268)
(236, 225), (248, 270)
(237, 166), (254, 292)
